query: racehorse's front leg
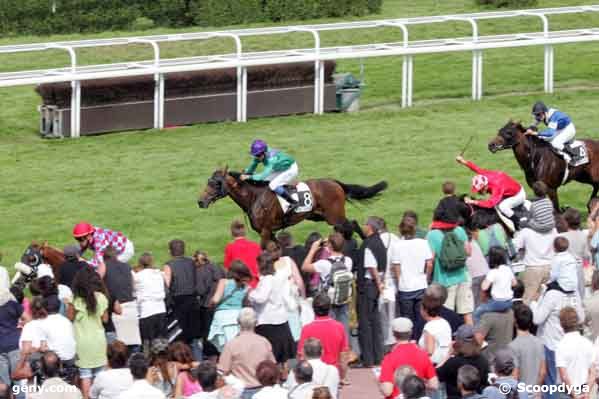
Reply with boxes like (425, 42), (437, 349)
(547, 188), (560, 212)
(260, 229), (273, 249)
(588, 184), (599, 212)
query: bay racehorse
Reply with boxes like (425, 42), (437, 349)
(488, 120), (599, 210)
(198, 168), (387, 244)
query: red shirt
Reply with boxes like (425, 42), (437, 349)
(465, 161), (522, 209)
(223, 237), (261, 288)
(297, 316), (349, 368)
(379, 342), (437, 399)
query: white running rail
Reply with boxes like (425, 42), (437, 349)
(1, 5), (598, 137)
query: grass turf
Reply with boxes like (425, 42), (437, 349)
(1, 0), (599, 267)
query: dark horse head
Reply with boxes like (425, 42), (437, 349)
(198, 167), (230, 208)
(21, 242), (44, 267)
(455, 194), (502, 231)
(488, 120), (526, 153)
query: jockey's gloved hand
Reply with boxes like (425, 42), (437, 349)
(527, 125), (538, 132)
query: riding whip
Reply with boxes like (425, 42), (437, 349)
(460, 135), (474, 156)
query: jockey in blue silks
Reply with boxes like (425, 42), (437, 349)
(526, 101), (576, 163)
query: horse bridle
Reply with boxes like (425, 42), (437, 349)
(207, 174), (229, 202)
(21, 246), (43, 267)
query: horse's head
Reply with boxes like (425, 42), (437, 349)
(21, 242), (43, 267)
(198, 167), (230, 208)
(488, 120), (526, 153)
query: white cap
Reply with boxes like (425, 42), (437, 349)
(36, 264), (54, 279)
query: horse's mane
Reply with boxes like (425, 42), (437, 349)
(227, 171), (270, 187)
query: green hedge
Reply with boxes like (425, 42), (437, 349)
(0, 0), (383, 35)
(475, 0), (538, 7)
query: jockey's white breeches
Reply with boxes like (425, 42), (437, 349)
(550, 123), (576, 151)
(498, 187), (526, 218)
(267, 162), (299, 190)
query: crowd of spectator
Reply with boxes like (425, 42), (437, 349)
(2, 182), (599, 399)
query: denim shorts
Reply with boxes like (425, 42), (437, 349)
(79, 366), (104, 380)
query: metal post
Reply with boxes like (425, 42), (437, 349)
(241, 67), (248, 122)
(477, 51), (483, 100)
(402, 56), (408, 108)
(129, 39), (162, 129)
(72, 80), (81, 138)
(318, 60), (325, 114)
(547, 45), (554, 93)
(158, 74), (165, 129)
(407, 55), (414, 107)
(48, 45), (78, 137)
(291, 28), (321, 115)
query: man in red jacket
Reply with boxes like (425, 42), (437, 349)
(456, 155), (526, 226)
(223, 220), (261, 288)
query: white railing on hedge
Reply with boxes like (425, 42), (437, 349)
(1, 5), (599, 137)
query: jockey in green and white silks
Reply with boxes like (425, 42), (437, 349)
(241, 139), (300, 211)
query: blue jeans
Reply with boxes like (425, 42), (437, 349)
(241, 387), (262, 399)
(397, 289), (425, 325)
(191, 338), (203, 361)
(0, 349), (20, 386)
(473, 299), (512, 324)
(330, 304), (350, 340)
(543, 346), (557, 399)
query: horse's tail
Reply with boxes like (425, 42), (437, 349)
(335, 180), (388, 201)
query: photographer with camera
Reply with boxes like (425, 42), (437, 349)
(13, 350), (81, 399)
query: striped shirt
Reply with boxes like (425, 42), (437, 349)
(526, 197), (555, 233)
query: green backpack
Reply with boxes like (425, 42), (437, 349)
(439, 229), (467, 271)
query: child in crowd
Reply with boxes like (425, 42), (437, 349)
(473, 247), (517, 324)
(546, 236), (578, 294)
(523, 181), (555, 233)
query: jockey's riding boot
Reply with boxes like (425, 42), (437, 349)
(509, 214), (521, 230)
(279, 189), (299, 213)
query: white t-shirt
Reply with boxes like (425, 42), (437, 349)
(313, 256), (353, 282)
(19, 319), (44, 349)
(364, 232), (402, 281)
(134, 269), (167, 319)
(90, 368), (134, 399)
(513, 228), (557, 266)
(485, 265), (514, 301)
(418, 318), (452, 365)
(395, 238), (433, 292)
(38, 313), (77, 360)
(556, 332), (594, 388)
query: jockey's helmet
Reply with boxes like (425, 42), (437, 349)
(532, 101), (548, 121)
(471, 175), (489, 193)
(73, 222), (94, 238)
(250, 139), (268, 156)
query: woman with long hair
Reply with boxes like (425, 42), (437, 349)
(265, 240), (305, 341)
(67, 267), (109, 399)
(249, 253), (296, 365)
(207, 260), (252, 352)
(148, 338), (177, 398)
(169, 341), (201, 398)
